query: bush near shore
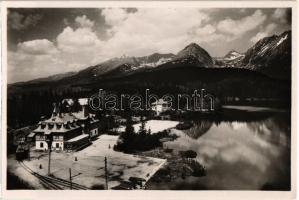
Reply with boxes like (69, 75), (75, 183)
(114, 115), (177, 153)
(114, 129), (177, 153)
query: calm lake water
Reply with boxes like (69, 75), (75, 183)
(149, 106), (291, 190)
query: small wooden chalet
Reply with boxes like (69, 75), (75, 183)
(151, 99), (171, 116)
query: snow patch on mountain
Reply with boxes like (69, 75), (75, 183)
(276, 34), (288, 46)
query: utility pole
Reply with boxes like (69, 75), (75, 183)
(104, 157), (108, 190)
(48, 148), (51, 175)
(69, 168), (72, 190)
(47, 136), (53, 176)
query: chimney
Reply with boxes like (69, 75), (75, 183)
(57, 102), (62, 117)
(52, 103), (57, 117)
(78, 98), (89, 118)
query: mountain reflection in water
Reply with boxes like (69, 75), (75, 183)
(151, 110), (291, 190)
(184, 120), (213, 139)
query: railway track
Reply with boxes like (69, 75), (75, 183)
(18, 161), (62, 190)
(18, 161), (89, 190)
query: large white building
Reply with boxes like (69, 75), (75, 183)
(29, 98), (100, 151)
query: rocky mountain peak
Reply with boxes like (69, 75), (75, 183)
(174, 43), (214, 67)
(242, 30), (291, 79)
(224, 50), (244, 60)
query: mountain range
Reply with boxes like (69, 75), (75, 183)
(215, 31), (291, 79)
(9, 30), (291, 98)
(214, 50), (245, 68)
(241, 30), (291, 79)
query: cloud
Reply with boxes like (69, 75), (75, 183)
(101, 8), (129, 26)
(17, 39), (58, 55)
(9, 36), (93, 83)
(217, 10), (267, 40)
(57, 26), (102, 53)
(272, 8), (291, 25)
(195, 24), (216, 36)
(8, 15), (105, 83)
(100, 8), (212, 58)
(8, 11), (42, 30)
(194, 24), (229, 43)
(8, 8), (290, 83)
(75, 15), (95, 28)
(8, 51), (68, 83)
(57, 15), (101, 55)
(9, 39), (66, 82)
(9, 9), (213, 82)
(250, 23), (278, 43)
(63, 18), (70, 26)
(55, 25), (105, 72)
(239, 8), (247, 14)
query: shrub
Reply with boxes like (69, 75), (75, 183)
(179, 150), (197, 158)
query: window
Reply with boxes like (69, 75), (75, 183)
(40, 142), (44, 148)
(53, 136), (63, 141)
(36, 135), (45, 140)
(56, 143), (60, 148)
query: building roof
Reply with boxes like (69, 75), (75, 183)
(66, 134), (89, 142)
(33, 123), (81, 134)
(33, 113), (81, 134)
(44, 113), (77, 123)
(27, 132), (36, 138)
(33, 98), (96, 135)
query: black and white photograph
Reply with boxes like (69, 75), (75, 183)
(1, 1), (296, 198)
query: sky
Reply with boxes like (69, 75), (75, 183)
(7, 8), (291, 83)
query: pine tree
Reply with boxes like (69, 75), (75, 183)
(125, 113), (135, 135)
(138, 116), (147, 135)
(72, 98), (82, 113)
(147, 128), (152, 135)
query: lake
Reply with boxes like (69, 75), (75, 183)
(147, 106), (291, 190)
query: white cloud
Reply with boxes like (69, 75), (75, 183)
(217, 10), (267, 40)
(272, 8), (289, 24)
(100, 8), (212, 58)
(10, 9), (215, 82)
(265, 23), (278, 32)
(57, 26), (102, 53)
(250, 32), (269, 44)
(8, 11), (43, 30)
(17, 39), (58, 55)
(9, 9), (285, 83)
(193, 24), (229, 43)
(8, 51), (65, 83)
(250, 23), (278, 43)
(55, 22), (106, 71)
(195, 24), (216, 36)
(75, 15), (95, 28)
(9, 15), (106, 83)
(101, 8), (129, 26)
